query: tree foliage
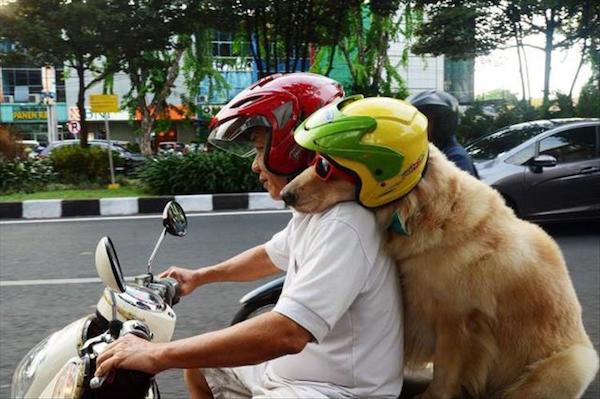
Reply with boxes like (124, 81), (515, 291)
(0, 0), (120, 146)
(411, 0), (597, 105)
(411, 0), (507, 59)
(99, 0), (219, 155)
(219, 0), (355, 77)
(309, 0), (415, 98)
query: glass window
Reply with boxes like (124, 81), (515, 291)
(28, 70), (41, 86)
(466, 122), (554, 160)
(539, 127), (597, 163)
(219, 43), (231, 57)
(15, 70), (28, 85)
(505, 144), (535, 165)
(3, 70), (15, 87)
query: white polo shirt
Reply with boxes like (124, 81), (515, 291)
(264, 202), (403, 398)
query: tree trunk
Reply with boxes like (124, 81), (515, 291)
(542, 14), (556, 106)
(569, 40), (587, 98)
(514, 35), (527, 101)
(140, 108), (154, 155)
(259, 8), (270, 75)
(246, 18), (263, 75)
(76, 63), (88, 147)
(325, 45), (337, 76)
(136, 48), (185, 156)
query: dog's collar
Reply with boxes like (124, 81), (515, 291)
(388, 211), (409, 236)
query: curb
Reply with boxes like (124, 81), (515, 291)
(0, 193), (286, 220)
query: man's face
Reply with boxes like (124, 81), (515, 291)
(250, 129), (288, 200)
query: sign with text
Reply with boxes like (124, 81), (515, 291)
(90, 95), (119, 113)
(13, 108), (47, 121)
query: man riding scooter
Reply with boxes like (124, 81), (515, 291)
(95, 73), (405, 398)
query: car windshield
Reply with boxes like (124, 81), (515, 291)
(466, 122), (555, 160)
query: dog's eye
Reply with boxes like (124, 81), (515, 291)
(315, 157), (331, 179)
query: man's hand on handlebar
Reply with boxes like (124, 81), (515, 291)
(159, 266), (199, 296)
(95, 334), (164, 378)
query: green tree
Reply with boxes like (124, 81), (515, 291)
(310, 1), (415, 98)
(224, 0), (353, 78)
(412, 0), (594, 106)
(411, 1), (507, 59)
(0, 0), (120, 147)
(101, 0), (218, 155)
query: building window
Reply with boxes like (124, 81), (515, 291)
(1, 67), (66, 103)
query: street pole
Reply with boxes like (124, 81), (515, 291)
(46, 102), (53, 142)
(104, 113), (116, 186)
(53, 103), (59, 140)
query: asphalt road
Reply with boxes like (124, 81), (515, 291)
(0, 213), (598, 398)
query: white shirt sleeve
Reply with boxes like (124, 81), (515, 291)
(264, 223), (291, 271)
(273, 219), (370, 342)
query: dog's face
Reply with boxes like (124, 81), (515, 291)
(281, 161), (356, 213)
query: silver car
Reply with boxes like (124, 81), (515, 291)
(466, 119), (600, 222)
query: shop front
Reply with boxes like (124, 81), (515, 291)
(0, 103), (67, 143)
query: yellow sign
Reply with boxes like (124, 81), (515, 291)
(90, 95), (119, 113)
(13, 110), (48, 120)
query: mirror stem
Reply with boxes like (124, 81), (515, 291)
(147, 228), (167, 275)
(110, 289), (117, 321)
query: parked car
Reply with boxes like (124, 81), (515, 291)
(157, 141), (185, 156)
(40, 139), (146, 174)
(17, 140), (45, 159)
(184, 142), (208, 154)
(466, 118), (600, 223)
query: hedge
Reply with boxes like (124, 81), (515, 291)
(49, 145), (125, 185)
(0, 158), (57, 194)
(138, 151), (263, 195)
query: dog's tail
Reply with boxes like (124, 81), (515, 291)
(503, 343), (599, 399)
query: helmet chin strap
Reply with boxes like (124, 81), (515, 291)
(388, 211), (410, 236)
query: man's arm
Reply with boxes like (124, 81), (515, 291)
(160, 244), (281, 295)
(95, 311), (312, 376)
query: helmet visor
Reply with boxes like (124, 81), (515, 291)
(208, 116), (271, 157)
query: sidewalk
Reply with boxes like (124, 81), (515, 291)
(0, 193), (286, 219)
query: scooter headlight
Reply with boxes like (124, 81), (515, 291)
(51, 358), (85, 399)
(11, 333), (55, 398)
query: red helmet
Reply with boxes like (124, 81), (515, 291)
(208, 72), (344, 176)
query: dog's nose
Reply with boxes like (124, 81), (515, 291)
(281, 191), (297, 206)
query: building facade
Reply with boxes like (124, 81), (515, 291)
(0, 65), (68, 143)
(2, 30), (467, 146)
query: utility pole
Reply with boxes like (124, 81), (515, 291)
(42, 65), (58, 142)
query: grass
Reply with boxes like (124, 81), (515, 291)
(0, 186), (150, 202)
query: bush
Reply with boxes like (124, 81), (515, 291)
(459, 99), (541, 144)
(0, 159), (57, 194)
(576, 80), (600, 118)
(124, 142), (141, 153)
(49, 145), (125, 185)
(138, 152), (263, 195)
(0, 126), (27, 161)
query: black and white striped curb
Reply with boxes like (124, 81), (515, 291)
(0, 193), (285, 219)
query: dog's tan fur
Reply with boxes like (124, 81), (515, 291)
(282, 145), (599, 398)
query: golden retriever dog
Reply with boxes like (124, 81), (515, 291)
(281, 145), (599, 398)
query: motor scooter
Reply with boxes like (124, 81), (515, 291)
(11, 201), (188, 399)
(12, 201), (429, 398)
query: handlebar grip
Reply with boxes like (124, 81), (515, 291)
(157, 277), (180, 306)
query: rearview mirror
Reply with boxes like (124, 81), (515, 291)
(162, 201), (187, 237)
(95, 236), (126, 293)
(530, 154), (557, 168)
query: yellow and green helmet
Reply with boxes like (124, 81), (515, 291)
(294, 95), (429, 208)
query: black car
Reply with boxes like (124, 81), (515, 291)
(466, 119), (600, 222)
(40, 140), (147, 174)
